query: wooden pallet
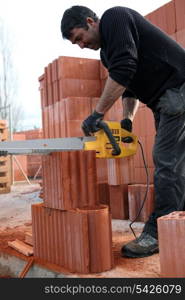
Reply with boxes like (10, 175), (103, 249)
(0, 120), (11, 192)
(0, 183), (10, 194)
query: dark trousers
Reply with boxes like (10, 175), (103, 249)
(143, 86), (185, 239)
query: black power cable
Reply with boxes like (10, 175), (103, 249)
(129, 140), (150, 238)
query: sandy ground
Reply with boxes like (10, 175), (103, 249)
(0, 181), (42, 230)
(0, 182), (160, 278)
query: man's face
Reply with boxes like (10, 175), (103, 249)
(69, 18), (100, 50)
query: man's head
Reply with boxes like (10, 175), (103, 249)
(61, 6), (100, 50)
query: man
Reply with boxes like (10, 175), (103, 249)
(61, 5), (185, 258)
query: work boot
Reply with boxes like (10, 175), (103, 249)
(121, 232), (159, 258)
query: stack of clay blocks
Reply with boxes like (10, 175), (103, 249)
(38, 54), (157, 223)
(157, 211), (185, 277)
(146, 0), (185, 48)
(33, 58), (115, 273)
(0, 120), (11, 194)
(32, 150), (113, 274)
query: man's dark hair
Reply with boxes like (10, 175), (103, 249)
(61, 5), (99, 40)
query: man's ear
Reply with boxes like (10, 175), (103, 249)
(86, 17), (95, 26)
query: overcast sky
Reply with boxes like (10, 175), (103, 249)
(0, 0), (170, 130)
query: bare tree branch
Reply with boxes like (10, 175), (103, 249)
(0, 17), (22, 131)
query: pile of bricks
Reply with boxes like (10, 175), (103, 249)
(32, 150), (113, 273)
(34, 58), (115, 273)
(146, 0), (185, 48)
(0, 120), (11, 194)
(38, 55), (155, 223)
(39, 57), (155, 221)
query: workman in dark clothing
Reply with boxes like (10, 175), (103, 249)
(61, 5), (185, 258)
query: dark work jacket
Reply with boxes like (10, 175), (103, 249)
(99, 6), (185, 109)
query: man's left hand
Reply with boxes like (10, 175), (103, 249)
(81, 110), (104, 136)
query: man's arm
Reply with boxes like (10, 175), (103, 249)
(95, 76), (126, 114)
(122, 97), (139, 121)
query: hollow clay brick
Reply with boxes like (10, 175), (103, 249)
(42, 150), (99, 210)
(128, 184), (154, 222)
(42, 107), (49, 138)
(133, 106), (155, 137)
(176, 28), (185, 49)
(109, 184), (129, 220)
(98, 183), (110, 206)
(32, 203), (113, 273)
(96, 158), (108, 184)
(47, 83), (53, 106)
(66, 120), (85, 137)
(133, 167), (154, 184)
(157, 211), (185, 277)
(59, 78), (101, 99)
(107, 157), (133, 185)
(79, 205), (113, 273)
(174, 0), (185, 31)
(32, 203), (89, 273)
(58, 100), (67, 137)
(53, 102), (60, 138)
(58, 56), (100, 80)
(48, 104), (54, 138)
(64, 97), (91, 121)
(51, 59), (58, 82)
(43, 100), (66, 138)
(145, 1), (176, 35)
(53, 80), (60, 103)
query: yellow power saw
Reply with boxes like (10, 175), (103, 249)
(0, 121), (138, 158)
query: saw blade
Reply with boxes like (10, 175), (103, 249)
(0, 137), (96, 155)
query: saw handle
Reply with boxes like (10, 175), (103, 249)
(97, 120), (121, 156)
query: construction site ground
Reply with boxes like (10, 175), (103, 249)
(0, 181), (160, 278)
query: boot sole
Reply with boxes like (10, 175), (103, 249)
(122, 247), (159, 258)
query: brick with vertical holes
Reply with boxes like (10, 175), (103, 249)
(158, 211), (185, 277)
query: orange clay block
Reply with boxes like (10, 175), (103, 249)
(42, 150), (99, 210)
(32, 203), (113, 273)
(128, 184), (154, 222)
(157, 211), (185, 277)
